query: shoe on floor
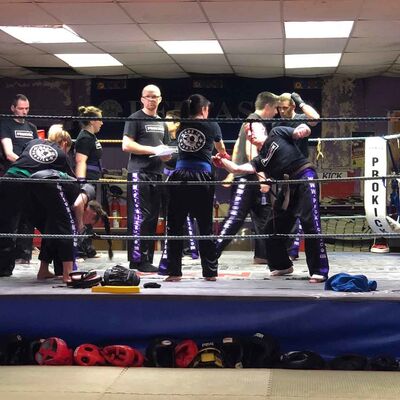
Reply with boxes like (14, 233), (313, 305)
(270, 267), (294, 276)
(130, 262), (158, 273)
(370, 243), (390, 253)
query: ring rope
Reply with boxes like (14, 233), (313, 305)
(0, 232), (397, 240)
(1, 174), (399, 186)
(0, 114), (398, 124)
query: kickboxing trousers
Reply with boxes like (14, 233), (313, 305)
(30, 181), (78, 266)
(216, 175), (271, 259)
(162, 169), (218, 278)
(265, 168), (329, 277)
(127, 172), (162, 266)
(0, 179), (28, 275)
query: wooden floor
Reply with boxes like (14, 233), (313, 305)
(0, 366), (399, 400)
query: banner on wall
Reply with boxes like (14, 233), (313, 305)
(364, 137), (392, 234)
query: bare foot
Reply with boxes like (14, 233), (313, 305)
(37, 272), (55, 280)
(204, 276), (217, 281)
(270, 267), (294, 276)
(164, 276), (182, 282)
(309, 274), (327, 283)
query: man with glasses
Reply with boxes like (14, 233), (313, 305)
(122, 84), (171, 272)
(273, 92), (320, 261)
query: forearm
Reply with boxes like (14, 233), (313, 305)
(301, 104), (319, 126)
(75, 160), (87, 178)
(122, 136), (157, 155)
(215, 140), (226, 155)
(221, 158), (255, 175)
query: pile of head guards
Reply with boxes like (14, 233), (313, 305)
(1, 333), (398, 370)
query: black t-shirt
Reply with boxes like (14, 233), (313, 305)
(272, 113), (310, 157)
(10, 139), (74, 176)
(164, 136), (178, 170)
(251, 126), (309, 179)
(123, 109), (169, 174)
(176, 120), (222, 165)
(0, 118), (38, 156)
(75, 129), (103, 179)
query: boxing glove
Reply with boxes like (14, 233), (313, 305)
(291, 92), (305, 108)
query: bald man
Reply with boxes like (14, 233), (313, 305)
(122, 84), (171, 272)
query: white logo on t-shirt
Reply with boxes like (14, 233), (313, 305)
(178, 128), (206, 152)
(29, 144), (58, 164)
(14, 130), (34, 139)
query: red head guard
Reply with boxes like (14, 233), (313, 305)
(103, 345), (144, 367)
(35, 337), (73, 366)
(73, 344), (106, 366)
(175, 339), (198, 368)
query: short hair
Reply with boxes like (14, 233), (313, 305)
(78, 105), (102, 127)
(12, 94), (29, 107)
(279, 93), (295, 106)
(254, 91), (279, 110)
(47, 124), (72, 149)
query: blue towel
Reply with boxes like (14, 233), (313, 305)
(325, 273), (377, 292)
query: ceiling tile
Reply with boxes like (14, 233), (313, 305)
(359, 0), (400, 19)
(203, 1), (280, 22)
(73, 66), (136, 76)
(346, 37), (400, 52)
(0, 43), (45, 55)
(179, 64), (234, 74)
(40, 3), (132, 24)
(94, 41), (161, 53)
(171, 54), (228, 65)
(221, 39), (283, 54)
(233, 65), (284, 78)
(70, 24), (149, 42)
(228, 54), (283, 67)
(212, 22), (282, 39)
(0, 67), (45, 78)
(341, 51), (399, 66)
(0, 57), (14, 67)
(0, 4), (59, 25)
(283, 0), (362, 21)
(285, 67), (337, 76)
(31, 43), (101, 54)
(140, 23), (215, 40)
(285, 39), (347, 54)
(121, 2), (206, 23)
(337, 65), (390, 76)
(353, 21), (400, 37)
(114, 52), (174, 65)
(2, 54), (68, 68)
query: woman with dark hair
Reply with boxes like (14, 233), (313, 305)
(159, 94), (228, 281)
(75, 105), (103, 259)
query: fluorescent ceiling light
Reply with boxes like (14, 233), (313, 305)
(0, 25), (85, 43)
(285, 21), (354, 38)
(285, 53), (342, 69)
(55, 53), (122, 67)
(157, 40), (223, 54)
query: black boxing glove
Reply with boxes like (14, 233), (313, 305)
(291, 92), (305, 108)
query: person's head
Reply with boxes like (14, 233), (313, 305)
(47, 124), (72, 153)
(165, 109), (180, 138)
(141, 84), (162, 115)
(277, 93), (296, 118)
(11, 94), (30, 119)
(180, 94), (211, 119)
(84, 200), (113, 259)
(254, 91), (279, 119)
(78, 106), (103, 134)
(245, 124), (268, 149)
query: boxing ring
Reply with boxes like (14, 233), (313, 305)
(1, 113), (400, 362)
